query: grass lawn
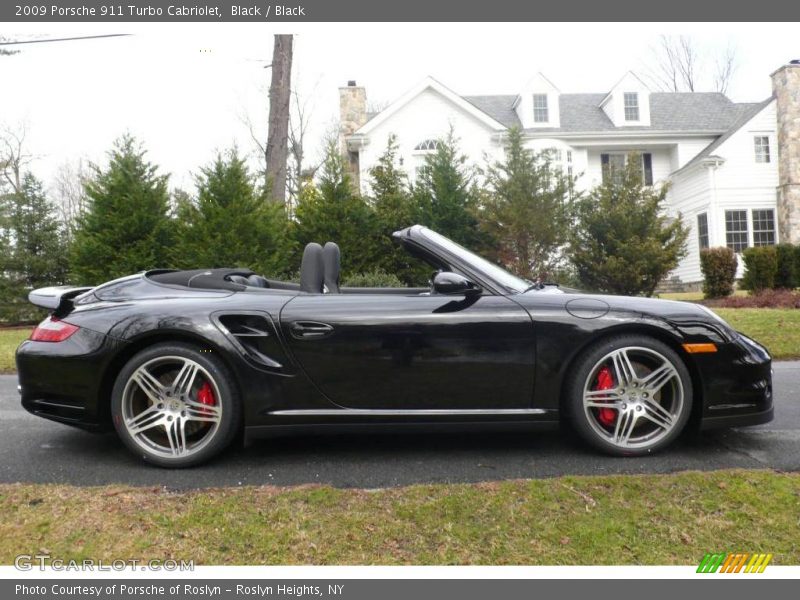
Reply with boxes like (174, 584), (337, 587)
(0, 328), (30, 373)
(716, 308), (800, 360)
(659, 290), (749, 302)
(0, 469), (797, 565)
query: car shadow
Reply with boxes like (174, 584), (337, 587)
(4, 423), (776, 489)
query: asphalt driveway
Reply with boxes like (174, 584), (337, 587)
(1, 363), (798, 489)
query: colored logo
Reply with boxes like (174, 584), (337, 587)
(697, 552), (772, 573)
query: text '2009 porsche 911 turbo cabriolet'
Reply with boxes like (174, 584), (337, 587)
(16, 225), (773, 467)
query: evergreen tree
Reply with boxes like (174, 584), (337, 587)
(569, 154), (689, 296)
(292, 140), (377, 276)
(0, 173), (68, 322)
(482, 128), (576, 281)
(174, 149), (292, 275)
(7, 173), (69, 286)
(71, 136), (175, 285)
(412, 129), (482, 248)
(369, 134), (427, 284)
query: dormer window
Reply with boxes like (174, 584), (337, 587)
(533, 94), (549, 123)
(624, 92), (640, 121)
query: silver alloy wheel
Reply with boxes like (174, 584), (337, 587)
(121, 356), (223, 459)
(582, 346), (684, 450)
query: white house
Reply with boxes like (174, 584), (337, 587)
(339, 63), (800, 286)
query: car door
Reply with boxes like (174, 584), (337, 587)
(279, 291), (535, 410)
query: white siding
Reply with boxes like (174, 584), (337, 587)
(668, 165), (713, 283)
(666, 101), (778, 283)
(674, 138), (718, 169)
(581, 147), (672, 190)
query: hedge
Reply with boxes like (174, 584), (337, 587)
(700, 247), (738, 299)
(741, 246), (778, 293)
(774, 244), (798, 289)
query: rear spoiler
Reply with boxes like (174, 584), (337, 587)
(28, 286), (94, 312)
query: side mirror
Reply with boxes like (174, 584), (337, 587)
(432, 272), (482, 296)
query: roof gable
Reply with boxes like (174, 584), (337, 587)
(355, 76), (508, 136)
(599, 71), (651, 107)
(674, 97), (775, 174)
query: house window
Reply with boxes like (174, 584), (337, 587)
(697, 213), (709, 250)
(601, 153), (626, 184)
(414, 139), (440, 152)
(725, 210), (749, 252)
(624, 92), (640, 121)
(601, 152), (653, 185)
(754, 136), (771, 163)
(543, 148), (563, 162)
(533, 94), (549, 123)
(752, 209), (776, 246)
(642, 153), (653, 186)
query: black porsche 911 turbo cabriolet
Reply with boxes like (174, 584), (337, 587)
(16, 225), (773, 467)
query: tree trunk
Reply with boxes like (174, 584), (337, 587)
(265, 34), (293, 205)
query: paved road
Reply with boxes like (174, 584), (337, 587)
(1, 365), (798, 489)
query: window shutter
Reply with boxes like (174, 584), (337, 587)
(601, 153), (610, 184)
(643, 153), (653, 186)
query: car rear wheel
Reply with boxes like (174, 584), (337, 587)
(111, 343), (241, 467)
(566, 335), (692, 456)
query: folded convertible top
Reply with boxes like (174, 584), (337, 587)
(147, 268), (255, 291)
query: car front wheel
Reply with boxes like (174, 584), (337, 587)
(111, 343), (241, 467)
(566, 335), (693, 456)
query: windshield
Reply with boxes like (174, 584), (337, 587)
(419, 228), (532, 293)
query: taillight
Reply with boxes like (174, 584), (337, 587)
(30, 317), (80, 342)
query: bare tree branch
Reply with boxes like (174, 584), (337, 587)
(51, 159), (89, 241)
(676, 36), (697, 92)
(713, 43), (738, 95)
(0, 122), (35, 193)
(286, 75), (321, 212)
(644, 35), (738, 95)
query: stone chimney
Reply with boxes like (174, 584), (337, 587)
(772, 61), (800, 243)
(339, 81), (367, 192)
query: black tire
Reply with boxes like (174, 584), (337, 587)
(565, 335), (693, 457)
(111, 342), (241, 467)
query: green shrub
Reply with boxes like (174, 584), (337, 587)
(774, 244), (798, 289)
(700, 247), (738, 299)
(343, 269), (404, 288)
(795, 245), (800, 288)
(741, 246), (778, 293)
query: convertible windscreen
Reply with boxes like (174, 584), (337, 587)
(420, 228), (531, 293)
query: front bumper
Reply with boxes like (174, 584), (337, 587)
(698, 332), (773, 429)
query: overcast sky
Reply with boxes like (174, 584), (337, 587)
(1, 22), (798, 193)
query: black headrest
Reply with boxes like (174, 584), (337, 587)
(323, 242), (341, 294)
(247, 275), (269, 288)
(299, 243), (324, 293)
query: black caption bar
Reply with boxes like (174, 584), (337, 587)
(2, 0), (800, 22)
(5, 579), (798, 600)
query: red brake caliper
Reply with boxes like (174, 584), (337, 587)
(594, 366), (617, 427)
(196, 381), (216, 415)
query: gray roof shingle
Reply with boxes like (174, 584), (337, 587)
(462, 92), (754, 133)
(675, 96), (774, 173)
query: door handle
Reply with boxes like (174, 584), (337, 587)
(290, 321), (334, 340)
